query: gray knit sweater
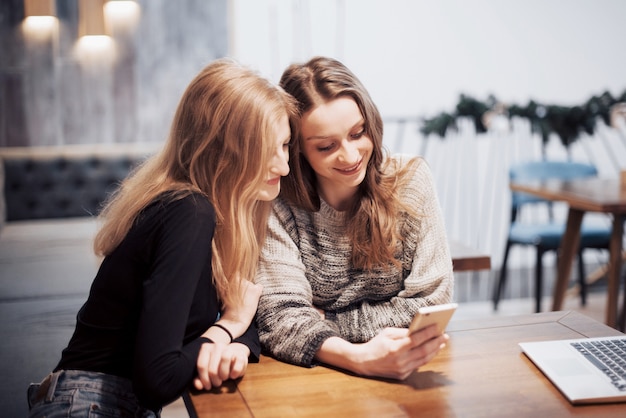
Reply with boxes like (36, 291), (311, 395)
(255, 157), (454, 367)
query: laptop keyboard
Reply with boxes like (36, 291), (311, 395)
(571, 339), (626, 391)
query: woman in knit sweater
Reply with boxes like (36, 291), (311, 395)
(255, 56), (454, 380)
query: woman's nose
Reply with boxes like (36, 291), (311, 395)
(337, 140), (359, 164)
(271, 149), (290, 176)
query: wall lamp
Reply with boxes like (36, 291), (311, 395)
(104, 0), (141, 32)
(24, 0), (56, 17)
(23, 0), (57, 37)
(79, 0), (109, 38)
(76, 0), (115, 64)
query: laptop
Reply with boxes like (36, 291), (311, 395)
(519, 336), (626, 404)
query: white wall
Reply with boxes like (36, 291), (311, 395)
(230, 0), (626, 271)
(230, 0), (626, 118)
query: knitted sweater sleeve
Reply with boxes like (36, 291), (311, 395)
(255, 206), (340, 367)
(327, 158), (454, 342)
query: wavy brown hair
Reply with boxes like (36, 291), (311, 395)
(94, 58), (296, 306)
(279, 56), (418, 270)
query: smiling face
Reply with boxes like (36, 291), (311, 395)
(299, 96), (373, 210)
(256, 114), (291, 201)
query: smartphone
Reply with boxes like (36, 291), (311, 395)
(408, 302), (458, 335)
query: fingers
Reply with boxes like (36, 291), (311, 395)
(379, 323), (441, 344)
(195, 342), (214, 390)
(409, 323), (441, 343)
(387, 336), (447, 380)
(207, 344), (227, 388)
(196, 343), (250, 390)
(217, 352), (236, 383)
(195, 342), (227, 390)
(406, 333), (449, 370)
(229, 352), (248, 379)
(383, 326), (449, 380)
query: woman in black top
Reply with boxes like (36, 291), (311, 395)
(27, 58), (296, 416)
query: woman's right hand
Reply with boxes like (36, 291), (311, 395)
(217, 280), (263, 339)
(357, 324), (448, 380)
(194, 341), (251, 390)
(316, 323), (448, 380)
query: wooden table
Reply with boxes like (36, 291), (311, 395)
(449, 240), (491, 271)
(185, 311), (625, 418)
(510, 178), (626, 330)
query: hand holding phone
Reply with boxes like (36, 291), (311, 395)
(408, 302), (458, 335)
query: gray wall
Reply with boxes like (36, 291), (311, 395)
(0, 0), (228, 147)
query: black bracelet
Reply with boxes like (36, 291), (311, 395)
(199, 337), (214, 344)
(210, 323), (233, 343)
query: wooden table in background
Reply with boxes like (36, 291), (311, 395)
(185, 311), (625, 418)
(449, 240), (491, 271)
(511, 178), (626, 330)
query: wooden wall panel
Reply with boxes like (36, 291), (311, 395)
(0, 0), (228, 147)
(23, 31), (60, 146)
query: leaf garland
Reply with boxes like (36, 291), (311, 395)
(420, 90), (626, 147)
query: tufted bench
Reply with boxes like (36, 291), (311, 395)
(0, 144), (160, 224)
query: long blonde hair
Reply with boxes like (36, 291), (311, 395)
(95, 58), (296, 305)
(279, 56), (417, 270)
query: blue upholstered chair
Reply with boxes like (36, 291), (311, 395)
(492, 161), (612, 312)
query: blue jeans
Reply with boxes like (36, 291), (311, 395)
(27, 369), (160, 417)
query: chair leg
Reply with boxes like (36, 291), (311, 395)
(577, 249), (587, 306)
(534, 248), (544, 313)
(617, 266), (626, 332)
(493, 241), (512, 311)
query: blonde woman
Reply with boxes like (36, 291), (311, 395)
(27, 58), (296, 417)
(256, 56), (453, 380)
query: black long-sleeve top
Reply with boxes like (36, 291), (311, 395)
(55, 193), (260, 410)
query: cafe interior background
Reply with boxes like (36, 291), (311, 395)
(1, 0), (625, 416)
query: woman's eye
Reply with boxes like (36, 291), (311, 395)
(317, 143), (335, 152)
(351, 130), (365, 139)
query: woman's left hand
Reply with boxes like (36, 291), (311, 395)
(194, 342), (251, 390)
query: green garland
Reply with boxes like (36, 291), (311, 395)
(420, 90), (626, 147)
